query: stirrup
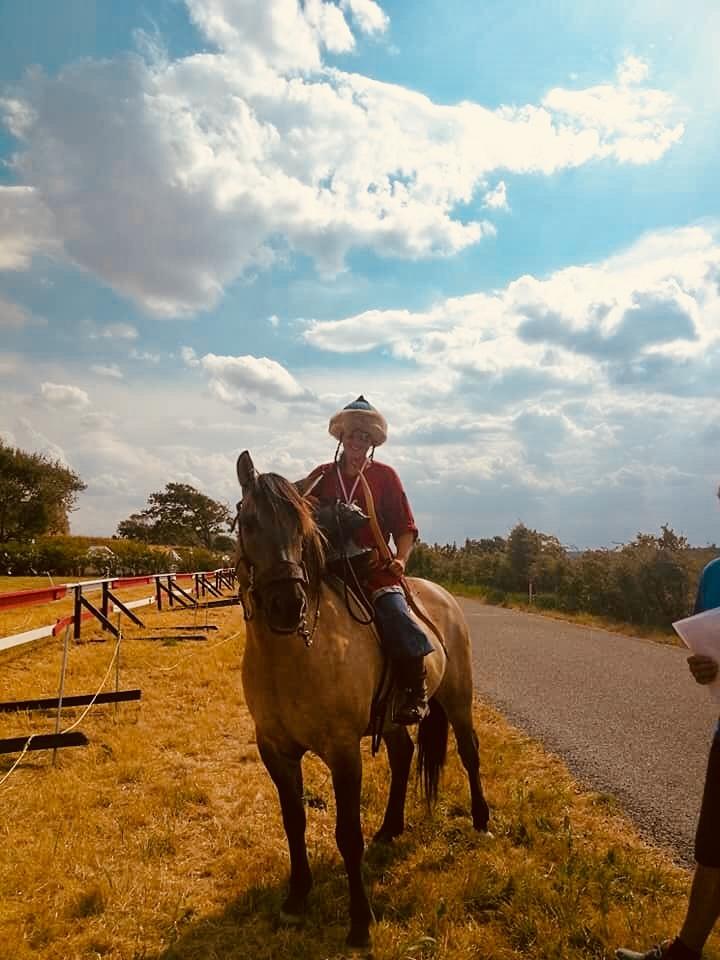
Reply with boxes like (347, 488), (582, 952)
(392, 693), (429, 726)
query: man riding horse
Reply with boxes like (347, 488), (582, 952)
(298, 395), (433, 725)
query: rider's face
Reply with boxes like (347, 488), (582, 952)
(343, 429), (372, 465)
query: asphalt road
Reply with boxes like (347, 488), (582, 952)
(459, 598), (719, 864)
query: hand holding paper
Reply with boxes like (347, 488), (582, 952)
(673, 607), (720, 704)
(688, 654), (720, 685)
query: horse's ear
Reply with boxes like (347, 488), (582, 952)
(236, 451), (257, 494)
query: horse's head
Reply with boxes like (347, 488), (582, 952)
(235, 451), (324, 638)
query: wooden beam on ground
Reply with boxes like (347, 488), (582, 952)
(0, 731), (88, 755)
(164, 625), (219, 631)
(141, 634), (207, 641)
(197, 597), (239, 609)
(0, 689), (142, 714)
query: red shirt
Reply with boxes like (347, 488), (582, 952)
(304, 460), (418, 592)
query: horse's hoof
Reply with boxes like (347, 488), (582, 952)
(371, 828), (397, 845)
(345, 934), (372, 954)
(472, 813), (492, 833)
(346, 914), (374, 951)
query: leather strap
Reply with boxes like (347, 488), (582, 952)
(358, 472), (393, 563)
(358, 472), (446, 654)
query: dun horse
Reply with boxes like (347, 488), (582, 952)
(235, 451), (489, 953)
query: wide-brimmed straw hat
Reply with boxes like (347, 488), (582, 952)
(328, 395), (387, 446)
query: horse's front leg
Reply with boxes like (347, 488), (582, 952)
(330, 744), (375, 952)
(257, 737), (313, 921)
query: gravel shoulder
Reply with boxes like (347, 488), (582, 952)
(459, 598), (719, 864)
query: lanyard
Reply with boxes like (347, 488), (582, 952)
(336, 462), (365, 505)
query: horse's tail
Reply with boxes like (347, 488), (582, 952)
(416, 697), (448, 807)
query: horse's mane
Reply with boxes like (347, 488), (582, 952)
(252, 472), (325, 585)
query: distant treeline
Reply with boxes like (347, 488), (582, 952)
(406, 523), (718, 631)
(0, 535), (229, 578)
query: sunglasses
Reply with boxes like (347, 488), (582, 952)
(347, 429), (373, 444)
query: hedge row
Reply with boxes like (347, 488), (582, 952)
(0, 536), (231, 577)
(407, 530), (717, 632)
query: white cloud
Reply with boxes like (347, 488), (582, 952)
(305, 305), (451, 352)
(13, 417), (69, 465)
(81, 411), (119, 430)
(0, 186), (58, 270)
(199, 352), (314, 404)
(90, 364), (123, 379)
(88, 322), (139, 341)
(184, 0), (354, 72)
(86, 473), (134, 496)
(617, 54), (650, 86)
(0, 6), (683, 315)
(306, 225), (720, 388)
(482, 180), (509, 211)
(129, 347), (161, 364)
(341, 0), (389, 34)
(40, 381), (91, 410)
(180, 345), (199, 367)
(542, 59), (683, 164)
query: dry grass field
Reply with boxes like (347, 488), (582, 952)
(1, 587), (719, 960)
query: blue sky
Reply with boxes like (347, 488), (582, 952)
(1, 0), (719, 548)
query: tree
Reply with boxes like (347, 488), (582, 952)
(506, 522), (541, 590)
(0, 440), (86, 542)
(117, 482), (232, 549)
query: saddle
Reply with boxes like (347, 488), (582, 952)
(322, 570), (391, 752)
(315, 495), (446, 747)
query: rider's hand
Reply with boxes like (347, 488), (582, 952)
(687, 654), (719, 685)
(387, 557), (406, 578)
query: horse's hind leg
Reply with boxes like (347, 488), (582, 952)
(373, 725), (414, 843)
(446, 711), (490, 832)
(257, 738), (312, 921)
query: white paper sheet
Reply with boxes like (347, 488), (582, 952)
(672, 606), (720, 704)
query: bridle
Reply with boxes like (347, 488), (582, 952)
(235, 504), (320, 647)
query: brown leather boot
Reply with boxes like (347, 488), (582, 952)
(392, 656), (429, 725)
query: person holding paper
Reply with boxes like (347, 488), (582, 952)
(617, 501), (720, 960)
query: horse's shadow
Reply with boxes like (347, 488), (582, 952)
(152, 837), (418, 960)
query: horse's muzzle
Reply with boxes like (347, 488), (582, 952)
(255, 561), (310, 635)
(266, 583), (307, 634)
